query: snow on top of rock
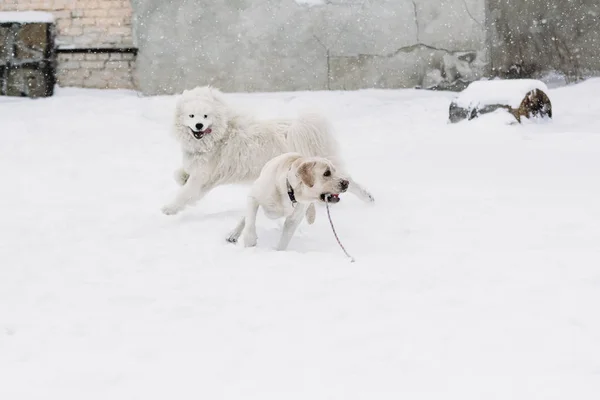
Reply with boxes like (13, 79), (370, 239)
(0, 11), (55, 23)
(454, 79), (549, 109)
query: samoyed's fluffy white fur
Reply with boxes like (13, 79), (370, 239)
(161, 86), (373, 215)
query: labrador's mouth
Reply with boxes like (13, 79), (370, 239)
(321, 193), (340, 203)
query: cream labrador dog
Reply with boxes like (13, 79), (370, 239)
(227, 152), (348, 251)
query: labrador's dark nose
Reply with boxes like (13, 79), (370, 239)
(195, 123), (204, 130)
(340, 179), (349, 191)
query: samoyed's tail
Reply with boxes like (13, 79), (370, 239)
(287, 111), (344, 224)
(286, 111), (342, 167)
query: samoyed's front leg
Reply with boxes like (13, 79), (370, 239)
(174, 168), (190, 186)
(348, 178), (375, 203)
(226, 217), (245, 243)
(162, 175), (213, 215)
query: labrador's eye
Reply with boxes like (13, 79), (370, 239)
(189, 114), (194, 118)
(324, 170), (331, 177)
(203, 115), (208, 119)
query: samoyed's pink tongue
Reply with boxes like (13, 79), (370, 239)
(204, 128), (212, 134)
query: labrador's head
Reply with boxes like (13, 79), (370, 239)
(294, 158), (349, 203)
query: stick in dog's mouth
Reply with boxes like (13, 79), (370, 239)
(321, 193), (340, 203)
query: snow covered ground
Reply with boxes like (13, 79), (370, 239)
(1, 80), (600, 399)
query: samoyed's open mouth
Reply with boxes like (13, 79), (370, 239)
(189, 127), (212, 139)
(320, 193), (340, 203)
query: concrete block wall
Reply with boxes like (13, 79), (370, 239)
(131, 0), (600, 95)
(3, 1), (597, 94)
(131, 0), (487, 95)
(57, 51), (135, 88)
(0, 0), (136, 89)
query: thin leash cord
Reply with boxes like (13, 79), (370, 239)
(324, 200), (355, 263)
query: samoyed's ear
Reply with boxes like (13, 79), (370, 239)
(208, 86), (226, 104)
(174, 92), (187, 117)
(175, 92), (185, 106)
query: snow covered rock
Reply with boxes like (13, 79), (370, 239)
(449, 79), (553, 123)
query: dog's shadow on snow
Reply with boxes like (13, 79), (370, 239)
(251, 225), (335, 253)
(162, 207), (335, 253)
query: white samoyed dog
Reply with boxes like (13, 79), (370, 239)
(161, 86), (374, 216)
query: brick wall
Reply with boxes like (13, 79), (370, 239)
(0, 0), (136, 89)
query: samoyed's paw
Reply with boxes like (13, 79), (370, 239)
(161, 204), (183, 216)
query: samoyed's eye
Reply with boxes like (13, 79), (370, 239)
(189, 114), (194, 118)
(203, 114), (208, 119)
(323, 169), (331, 177)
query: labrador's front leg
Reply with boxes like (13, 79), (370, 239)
(277, 204), (307, 251)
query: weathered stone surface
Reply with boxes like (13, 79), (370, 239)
(131, 0), (486, 94)
(15, 23), (50, 60)
(0, 25), (12, 64)
(330, 46), (485, 91)
(487, 0), (600, 81)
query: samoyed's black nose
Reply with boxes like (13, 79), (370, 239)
(195, 123), (204, 130)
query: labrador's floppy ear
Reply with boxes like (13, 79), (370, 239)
(297, 161), (316, 188)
